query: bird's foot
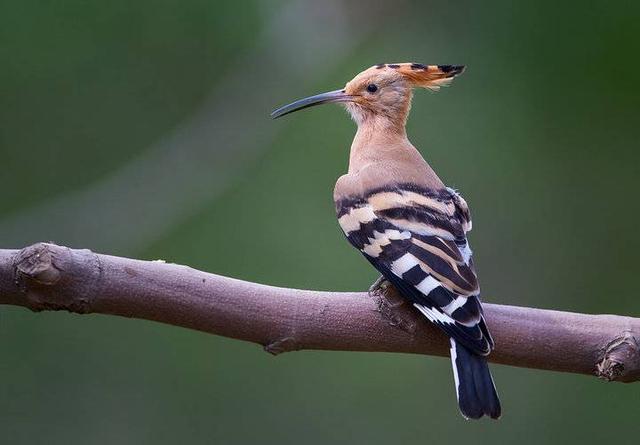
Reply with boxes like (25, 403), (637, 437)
(368, 274), (392, 297)
(368, 275), (417, 334)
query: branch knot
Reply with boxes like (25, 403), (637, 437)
(12, 243), (95, 314)
(14, 242), (62, 286)
(596, 331), (640, 383)
(264, 337), (299, 355)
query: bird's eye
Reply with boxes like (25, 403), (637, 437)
(366, 84), (378, 93)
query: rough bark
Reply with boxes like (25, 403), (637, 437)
(1, 242), (639, 382)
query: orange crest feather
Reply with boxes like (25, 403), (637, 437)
(377, 63), (465, 91)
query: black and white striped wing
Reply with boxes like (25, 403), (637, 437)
(336, 185), (494, 356)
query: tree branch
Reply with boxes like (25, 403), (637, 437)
(1, 243), (639, 383)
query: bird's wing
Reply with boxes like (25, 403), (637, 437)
(336, 184), (494, 355)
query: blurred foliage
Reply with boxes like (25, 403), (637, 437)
(1, 0), (639, 443)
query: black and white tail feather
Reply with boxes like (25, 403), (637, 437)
(450, 339), (501, 419)
(336, 183), (501, 419)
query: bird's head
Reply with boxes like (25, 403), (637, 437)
(271, 63), (464, 128)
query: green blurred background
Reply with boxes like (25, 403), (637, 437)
(1, 0), (639, 443)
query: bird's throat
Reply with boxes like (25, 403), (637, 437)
(348, 116), (409, 174)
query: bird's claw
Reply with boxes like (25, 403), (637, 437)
(367, 275), (416, 333)
(369, 275), (405, 308)
(368, 274), (391, 297)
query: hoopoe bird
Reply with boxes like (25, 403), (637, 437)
(271, 63), (500, 420)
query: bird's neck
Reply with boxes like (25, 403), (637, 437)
(346, 115), (445, 190)
(348, 116), (409, 174)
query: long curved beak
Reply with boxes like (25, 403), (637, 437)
(271, 89), (353, 119)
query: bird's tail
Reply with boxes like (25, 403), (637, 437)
(449, 338), (501, 420)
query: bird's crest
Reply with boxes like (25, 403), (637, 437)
(372, 63), (465, 91)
